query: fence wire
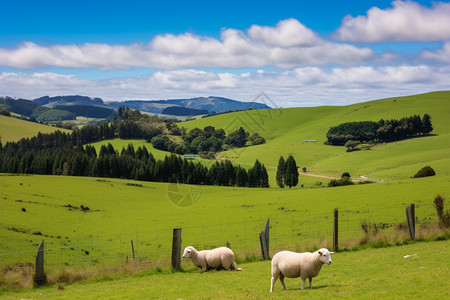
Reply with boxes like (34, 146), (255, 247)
(0, 202), (439, 272)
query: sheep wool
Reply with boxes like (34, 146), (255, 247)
(182, 246), (242, 272)
(270, 248), (333, 292)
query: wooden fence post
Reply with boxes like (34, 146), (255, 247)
(259, 218), (270, 260)
(333, 209), (339, 252)
(131, 240), (135, 260)
(171, 228), (182, 270)
(406, 204), (415, 240)
(34, 240), (46, 286)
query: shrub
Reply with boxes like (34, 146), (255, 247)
(341, 172), (351, 178)
(413, 166), (435, 178)
(328, 176), (354, 187)
(434, 195), (450, 228)
(0, 108), (11, 116)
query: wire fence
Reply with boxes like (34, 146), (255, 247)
(0, 202), (439, 273)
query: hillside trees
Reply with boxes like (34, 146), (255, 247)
(326, 114), (433, 146)
(0, 134), (269, 188)
(276, 155), (299, 188)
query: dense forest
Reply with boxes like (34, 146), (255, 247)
(326, 114), (433, 146)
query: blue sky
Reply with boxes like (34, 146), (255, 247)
(1, 0), (449, 107)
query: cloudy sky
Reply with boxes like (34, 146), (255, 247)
(1, 0), (449, 107)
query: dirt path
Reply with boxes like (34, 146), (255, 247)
(299, 172), (384, 182)
(215, 157), (384, 182)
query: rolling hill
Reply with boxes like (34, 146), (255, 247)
(0, 115), (71, 142)
(181, 91), (450, 181)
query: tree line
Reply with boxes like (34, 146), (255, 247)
(0, 135), (269, 188)
(114, 107), (265, 155)
(326, 114), (433, 146)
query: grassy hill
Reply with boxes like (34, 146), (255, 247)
(0, 115), (71, 143)
(182, 91), (450, 181)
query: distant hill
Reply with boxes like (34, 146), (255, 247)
(29, 95), (270, 117)
(106, 96), (271, 115)
(34, 95), (104, 107)
(0, 97), (76, 122)
(53, 105), (114, 118)
(161, 106), (208, 116)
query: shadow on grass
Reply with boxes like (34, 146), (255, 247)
(275, 283), (342, 292)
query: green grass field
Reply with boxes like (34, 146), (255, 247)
(0, 173), (447, 270)
(0, 116), (71, 143)
(2, 239), (449, 299)
(1, 91), (450, 295)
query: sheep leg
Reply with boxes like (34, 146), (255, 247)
(309, 277), (313, 289)
(301, 278), (306, 290)
(279, 274), (286, 290)
(270, 273), (279, 292)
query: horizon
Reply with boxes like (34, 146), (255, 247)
(1, 0), (450, 108)
(8, 91), (449, 110)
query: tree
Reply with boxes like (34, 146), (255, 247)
(249, 133), (266, 145)
(284, 155), (299, 188)
(224, 127), (248, 147)
(422, 114), (433, 135)
(260, 164), (269, 187)
(341, 172), (351, 178)
(276, 156), (285, 188)
(345, 140), (360, 151)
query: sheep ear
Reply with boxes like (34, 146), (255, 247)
(318, 251), (322, 255)
(330, 252), (335, 254)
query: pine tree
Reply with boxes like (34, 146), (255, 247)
(284, 155), (299, 188)
(276, 156), (285, 188)
(260, 164), (269, 187)
(422, 114), (433, 135)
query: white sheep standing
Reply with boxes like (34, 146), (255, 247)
(270, 248), (333, 292)
(182, 246), (242, 272)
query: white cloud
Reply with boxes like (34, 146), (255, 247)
(334, 0), (450, 42)
(0, 19), (376, 70)
(421, 42), (450, 63)
(1, 65), (448, 106)
(248, 18), (320, 47)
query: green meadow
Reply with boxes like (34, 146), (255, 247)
(0, 173), (447, 269)
(2, 240), (449, 299)
(0, 116), (71, 143)
(182, 91), (450, 181)
(1, 91), (450, 297)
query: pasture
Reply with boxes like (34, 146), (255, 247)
(2, 239), (449, 299)
(1, 91), (449, 296)
(0, 116), (70, 143)
(0, 173), (447, 270)
(182, 91), (450, 181)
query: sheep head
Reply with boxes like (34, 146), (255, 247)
(317, 248), (334, 265)
(182, 246), (195, 258)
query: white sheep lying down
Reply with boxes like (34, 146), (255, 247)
(270, 248), (333, 292)
(182, 246), (242, 272)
